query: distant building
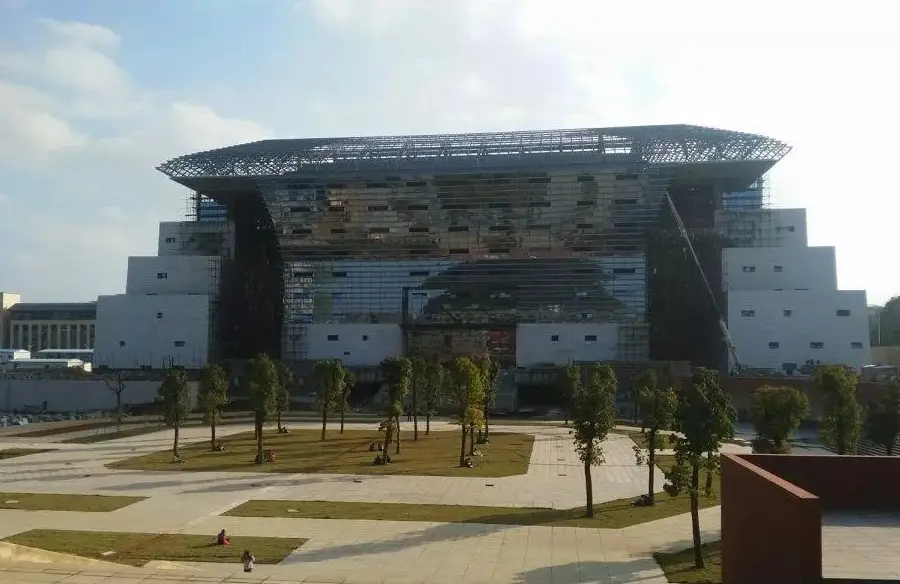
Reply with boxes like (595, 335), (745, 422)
(0, 349), (30, 363)
(0, 292), (20, 349)
(6, 302), (96, 352)
(0, 358), (91, 373)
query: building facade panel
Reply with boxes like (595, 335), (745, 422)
(157, 221), (234, 258)
(723, 246), (837, 292)
(728, 289), (870, 372)
(516, 323), (618, 366)
(0, 292), (20, 349)
(715, 208), (808, 248)
(304, 324), (403, 366)
(94, 294), (210, 369)
(125, 256), (220, 296)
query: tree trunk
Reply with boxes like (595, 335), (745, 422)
(647, 429), (656, 505)
(459, 424), (467, 467)
(340, 406), (345, 434)
(277, 411), (283, 433)
(255, 411), (264, 464)
(887, 442), (894, 456)
(210, 421), (217, 451)
(320, 407), (327, 441)
(690, 461), (704, 568)
(584, 457), (594, 517)
(426, 413), (431, 435)
(564, 408), (568, 425)
(116, 391), (123, 434)
(705, 452), (714, 497)
(395, 415), (401, 455)
(469, 422), (475, 455)
(382, 422), (391, 457)
(173, 425), (180, 458)
(483, 403), (490, 441)
(412, 387), (419, 441)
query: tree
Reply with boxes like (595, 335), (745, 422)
(274, 362), (293, 432)
(101, 371), (127, 433)
(410, 355), (427, 441)
(865, 377), (900, 455)
(815, 365), (862, 455)
(750, 385), (809, 453)
(423, 360), (445, 435)
(873, 296), (900, 346)
(380, 357), (411, 455)
(198, 364), (229, 451)
(556, 364), (581, 425)
(313, 360), (344, 441)
(337, 368), (354, 434)
(664, 368), (736, 569)
(449, 356), (482, 466)
(571, 363), (617, 518)
(466, 361), (486, 456)
(158, 366), (190, 459)
(478, 355), (499, 442)
(631, 368), (677, 505)
(246, 353), (280, 464)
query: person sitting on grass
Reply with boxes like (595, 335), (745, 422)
(216, 529), (231, 546)
(241, 549), (255, 573)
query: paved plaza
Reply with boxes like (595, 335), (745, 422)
(0, 422), (724, 583)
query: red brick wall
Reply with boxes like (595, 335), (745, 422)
(721, 454), (822, 584)
(744, 454), (900, 511)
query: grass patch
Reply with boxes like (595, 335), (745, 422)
(654, 541), (721, 584)
(0, 448), (55, 460)
(11, 421), (117, 438)
(109, 429), (534, 477)
(4, 529), (306, 566)
(61, 425), (168, 444)
(0, 492), (145, 512)
(226, 458), (719, 529)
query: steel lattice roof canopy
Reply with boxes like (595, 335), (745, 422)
(157, 124), (790, 185)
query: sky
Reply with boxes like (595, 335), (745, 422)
(0, 0), (897, 305)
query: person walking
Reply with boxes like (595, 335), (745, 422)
(241, 549), (255, 573)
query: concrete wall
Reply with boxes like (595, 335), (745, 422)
(0, 292), (20, 349)
(723, 246), (837, 291)
(721, 454), (822, 584)
(94, 294), (210, 369)
(516, 323), (618, 366)
(304, 324), (403, 366)
(1, 379), (162, 412)
(728, 289), (870, 372)
(125, 256), (219, 296)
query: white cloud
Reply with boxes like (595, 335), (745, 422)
(0, 19), (273, 302)
(38, 18), (122, 49)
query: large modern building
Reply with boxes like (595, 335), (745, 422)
(2, 301), (97, 352)
(154, 125), (798, 371)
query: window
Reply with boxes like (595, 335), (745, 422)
(584, 334), (598, 342)
(362, 335), (369, 341)
(851, 341), (863, 349)
(449, 248), (469, 255)
(330, 228), (346, 234)
(327, 334), (339, 342)
(777, 225), (796, 233)
(156, 312), (163, 320)
(409, 270), (430, 276)
(783, 309), (793, 317)
(810, 342), (824, 349)
(741, 309), (756, 317)
(173, 340), (186, 348)
(332, 271), (348, 277)
(164, 237), (176, 244)
(157, 271), (168, 279)
(742, 266), (756, 273)
(448, 225), (469, 232)
(409, 227), (429, 233)
(529, 201), (551, 208)
(576, 200), (596, 207)
(576, 223), (593, 229)
(550, 334), (559, 342)
(290, 206), (311, 213)
(368, 227), (390, 234)
(118, 341), (126, 347)
(613, 268), (636, 274)
(367, 205), (389, 212)
(406, 204), (429, 211)
(768, 341), (780, 349)
(836, 309), (851, 317)
(773, 265), (783, 272)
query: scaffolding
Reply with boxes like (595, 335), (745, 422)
(158, 125), (790, 368)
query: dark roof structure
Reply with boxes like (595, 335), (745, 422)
(157, 124), (790, 184)
(8, 303), (97, 319)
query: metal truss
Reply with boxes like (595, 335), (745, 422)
(157, 125), (791, 180)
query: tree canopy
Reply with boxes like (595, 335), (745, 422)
(814, 364), (862, 455)
(750, 385), (809, 452)
(865, 377), (900, 455)
(571, 363), (617, 517)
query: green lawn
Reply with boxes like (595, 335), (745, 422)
(0, 448), (55, 460)
(654, 541), (721, 584)
(225, 456), (719, 529)
(108, 428), (535, 477)
(4, 529), (306, 566)
(11, 421), (118, 438)
(61, 424), (168, 444)
(0, 492), (145, 512)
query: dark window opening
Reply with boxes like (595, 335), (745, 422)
(367, 205), (389, 212)
(327, 334), (339, 342)
(292, 228), (312, 235)
(576, 200), (596, 207)
(448, 225), (469, 232)
(409, 270), (430, 276)
(529, 201), (551, 208)
(441, 203), (471, 210)
(613, 198), (638, 205)
(290, 206), (311, 213)
(613, 268), (636, 274)
(330, 228), (346, 234)
(488, 247), (510, 254)
(449, 248), (470, 255)
(368, 227), (390, 234)
(406, 204), (429, 211)
(550, 334), (559, 341)
(406, 180), (427, 188)
(332, 271), (348, 277)
(851, 341), (863, 349)
(409, 227), (429, 233)
(527, 176), (551, 184)
(577, 175), (594, 182)
(836, 309), (851, 317)
(173, 340), (186, 348)
(615, 173), (638, 180)
(576, 223), (593, 229)
(810, 341), (824, 349)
